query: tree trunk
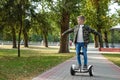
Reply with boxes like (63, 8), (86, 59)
(94, 34), (98, 48)
(97, 29), (103, 48)
(23, 29), (28, 47)
(18, 22), (22, 57)
(18, 2), (22, 57)
(59, 11), (70, 53)
(95, 0), (103, 48)
(43, 34), (48, 47)
(12, 26), (17, 48)
(104, 30), (109, 48)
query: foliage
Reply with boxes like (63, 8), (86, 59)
(0, 0), (120, 48)
(29, 34), (43, 41)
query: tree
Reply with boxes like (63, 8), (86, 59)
(58, 0), (70, 53)
(22, 0), (31, 47)
(86, 0), (109, 47)
(23, 19), (31, 47)
(16, 0), (23, 57)
(30, 0), (54, 47)
(47, 0), (81, 53)
(0, 0), (18, 48)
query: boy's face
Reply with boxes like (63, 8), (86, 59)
(77, 18), (84, 25)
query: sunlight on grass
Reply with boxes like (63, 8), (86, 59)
(0, 45), (75, 80)
(103, 54), (120, 67)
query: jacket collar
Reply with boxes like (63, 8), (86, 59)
(77, 24), (86, 28)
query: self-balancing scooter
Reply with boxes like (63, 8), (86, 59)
(70, 64), (93, 76)
(70, 52), (93, 76)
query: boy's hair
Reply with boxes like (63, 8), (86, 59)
(77, 15), (85, 21)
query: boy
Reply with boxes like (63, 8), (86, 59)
(62, 15), (101, 70)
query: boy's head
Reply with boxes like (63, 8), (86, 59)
(77, 15), (85, 25)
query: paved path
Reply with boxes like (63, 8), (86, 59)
(33, 48), (120, 80)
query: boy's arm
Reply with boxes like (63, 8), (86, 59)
(89, 27), (102, 42)
(88, 26), (100, 36)
(62, 28), (74, 36)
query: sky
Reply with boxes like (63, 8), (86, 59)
(109, 2), (120, 14)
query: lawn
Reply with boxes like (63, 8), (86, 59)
(102, 54), (120, 67)
(0, 46), (75, 80)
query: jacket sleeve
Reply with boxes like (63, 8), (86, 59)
(89, 27), (102, 41)
(62, 28), (74, 36)
(88, 27), (100, 36)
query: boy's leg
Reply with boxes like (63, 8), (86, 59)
(75, 43), (81, 66)
(82, 43), (88, 68)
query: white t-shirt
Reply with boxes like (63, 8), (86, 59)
(77, 25), (84, 42)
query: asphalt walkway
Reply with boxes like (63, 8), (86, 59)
(33, 48), (120, 80)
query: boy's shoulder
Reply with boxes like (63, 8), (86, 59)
(84, 24), (90, 27)
(84, 24), (90, 29)
(73, 25), (79, 29)
(74, 25), (79, 27)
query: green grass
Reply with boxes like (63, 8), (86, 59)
(103, 54), (120, 67)
(0, 46), (75, 80)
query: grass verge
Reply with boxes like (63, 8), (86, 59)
(0, 46), (75, 80)
(102, 54), (120, 67)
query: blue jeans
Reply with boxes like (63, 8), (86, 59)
(75, 42), (87, 66)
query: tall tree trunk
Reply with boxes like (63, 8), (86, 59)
(96, 1), (103, 48)
(94, 34), (98, 48)
(59, 11), (70, 53)
(92, 0), (103, 48)
(43, 34), (48, 47)
(23, 29), (28, 47)
(12, 26), (17, 48)
(18, 21), (22, 57)
(18, 1), (22, 57)
(97, 28), (103, 47)
(104, 30), (109, 48)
